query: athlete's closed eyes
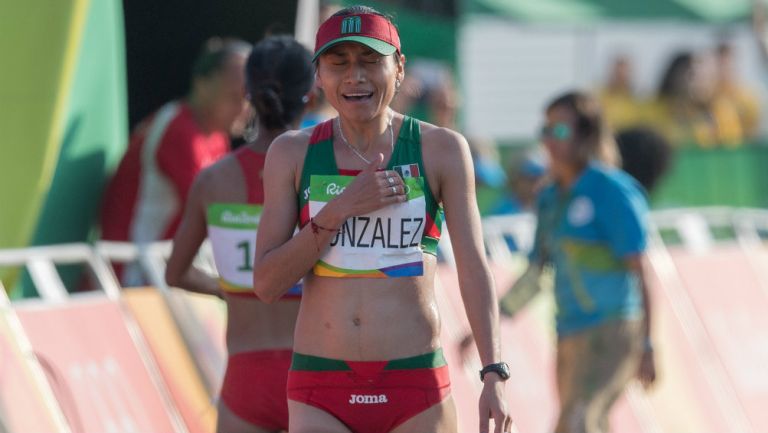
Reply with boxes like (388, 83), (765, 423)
(326, 48), (382, 66)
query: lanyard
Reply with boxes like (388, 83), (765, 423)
(533, 190), (572, 265)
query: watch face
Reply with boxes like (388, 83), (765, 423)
(498, 362), (510, 379)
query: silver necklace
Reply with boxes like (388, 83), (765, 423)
(337, 113), (394, 165)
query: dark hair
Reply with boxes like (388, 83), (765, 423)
(246, 35), (313, 130)
(616, 127), (673, 193)
(332, 5), (390, 19)
(657, 52), (693, 98)
(546, 91), (619, 167)
(191, 37), (251, 79)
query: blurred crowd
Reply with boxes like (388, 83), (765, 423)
(599, 41), (760, 149)
(415, 38), (765, 218)
(99, 2), (768, 252)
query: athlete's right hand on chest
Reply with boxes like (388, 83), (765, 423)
(336, 153), (407, 216)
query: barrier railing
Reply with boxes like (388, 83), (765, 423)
(93, 240), (226, 398)
(3, 207), (768, 433)
(0, 245), (189, 433)
(0, 282), (71, 433)
(474, 207), (768, 433)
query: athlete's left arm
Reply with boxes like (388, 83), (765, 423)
(423, 127), (512, 433)
(165, 171), (221, 298)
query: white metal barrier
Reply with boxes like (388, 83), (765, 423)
(2, 207), (768, 433)
(93, 240), (226, 397)
(0, 245), (188, 433)
(479, 207), (768, 259)
(644, 208), (763, 433)
(649, 206), (768, 250)
(478, 207), (768, 433)
(0, 243), (121, 302)
(0, 282), (71, 433)
(481, 212), (536, 263)
(3, 207), (760, 295)
(4, 207), (765, 301)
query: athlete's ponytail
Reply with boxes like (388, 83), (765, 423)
(246, 35), (314, 131)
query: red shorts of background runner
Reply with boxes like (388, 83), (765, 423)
(220, 349), (292, 430)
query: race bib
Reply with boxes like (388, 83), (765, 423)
(309, 175), (426, 278)
(207, 203), (261, 291)
(207, 203), (302, 296)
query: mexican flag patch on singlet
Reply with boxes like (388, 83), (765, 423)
(309, 175), (427, 278)
(393, 163), (420, 178)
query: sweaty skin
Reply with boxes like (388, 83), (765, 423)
(253, 41), (511, 433)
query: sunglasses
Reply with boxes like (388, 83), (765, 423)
(540, 123), (572, 141)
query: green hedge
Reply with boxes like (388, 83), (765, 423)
(481, 143), (768, 215)
(652, 145), (768, 209)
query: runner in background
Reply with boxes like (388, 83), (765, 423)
(165, 35), (314, 433)
(100, 37), (250, 285)
(252, 5), (512, 433)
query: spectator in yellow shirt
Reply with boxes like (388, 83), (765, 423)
(645, 51), (744, 148)
(714, 41), (761, 140)
(600, 55), (644, 131)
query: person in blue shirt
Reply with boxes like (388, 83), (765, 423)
(533, 91), (656, 433)
(488, 150), (547, 216)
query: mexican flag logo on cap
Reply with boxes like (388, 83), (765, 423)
(341, 16), (362, 34)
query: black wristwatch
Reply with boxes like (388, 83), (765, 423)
(479, 362), (510, 382)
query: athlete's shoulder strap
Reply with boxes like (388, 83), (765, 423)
(390, 115), (423, 167)
(308, 118), (334, 145)
(233, 147), (265, 204)
(299, 119), (338, 224)
(303, 118), (338, 173)
(399, 115), (421, 144)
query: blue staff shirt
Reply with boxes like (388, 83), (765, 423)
(531, 163), (648, 336)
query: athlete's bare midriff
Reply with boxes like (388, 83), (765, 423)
(224, 296), (300, 354)
(292, 255), (440, 360)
